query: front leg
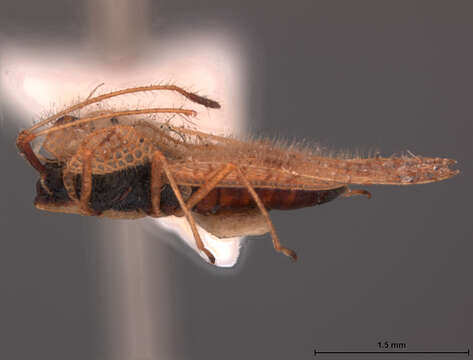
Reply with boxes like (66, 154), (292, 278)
(74, 126), (126, 215)
(78, 148), (100, 215)
(16, 130), (50, 193)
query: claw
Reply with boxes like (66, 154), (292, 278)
(280, 247), (298, 262)
(203, 248), (216, 264)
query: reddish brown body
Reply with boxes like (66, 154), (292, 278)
(192, 186), (347, 214)
(34, 162), (347, 217)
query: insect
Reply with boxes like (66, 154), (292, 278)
(16, 85), (459, 264)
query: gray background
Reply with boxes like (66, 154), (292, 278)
(1, 1), (471, 359)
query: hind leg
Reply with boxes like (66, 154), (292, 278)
(232, 166), (297, 261)
(177, 162), (297, 261)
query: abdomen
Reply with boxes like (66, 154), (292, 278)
(192, 186), (347, 215)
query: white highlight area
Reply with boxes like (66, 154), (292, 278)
(1, 33), (248, 268)
(1, 1), (249, 358)
(158, 216), (243, 267)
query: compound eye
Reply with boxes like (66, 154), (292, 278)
(110, 117), (119, 125)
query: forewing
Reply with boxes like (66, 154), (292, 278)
(162, 127), (343, 190)
(168, 160), (344, 191)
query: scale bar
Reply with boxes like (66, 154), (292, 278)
(314, 349), (470, 356)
